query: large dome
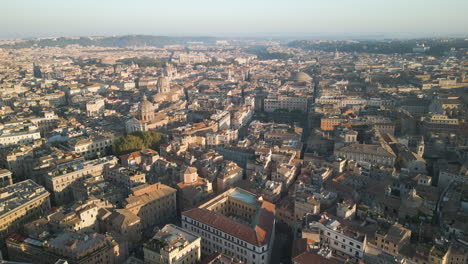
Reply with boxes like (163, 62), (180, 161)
(291, 71), (312, 82)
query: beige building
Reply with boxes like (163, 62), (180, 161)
(294, 195), (320, 222)
(336, 200), (356, 219)
(144, 224), (201, 264)
(69, 133), (116, 158)
(125, 183), (177, 229)
(335, 143), (396, 166)
(0, 169), (13, 188)
(99, 208), (142, 249)
(7, 231), (123, 264)
(45, 156), (118, 205)
(374, 223), (411, 256)
(2, 145), (34, 180)
(47, 200), (100, 232)
(264, 95), (308, 113)
(216, 161), (243, 192)
(105, 166), (146, 190)
(0, 121), (41, 148)
(206, 130), (238, 146)
(86, 99), (105, 117)
(0, 180), (50, 241)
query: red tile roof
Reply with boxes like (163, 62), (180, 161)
(292, 251), (338, 264)
(183, 200), (275, 247)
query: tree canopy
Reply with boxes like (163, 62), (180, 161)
(112, 131), (162, 155)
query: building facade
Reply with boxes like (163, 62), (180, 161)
(125, 183), (177, 229)
(0, 180), (51, 242)
(182, 188), (275, 264)
(144, 224), (201, 264)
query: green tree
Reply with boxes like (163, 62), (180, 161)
(132, 131), (162, 150)
(112, 131), (162, 155)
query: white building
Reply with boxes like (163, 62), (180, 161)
(211, 110), (231, 130)
(69, 134), (116, 158)
(144, 224), (201, 264)
(125, 118), (148, 133)
(264, 95), (308, 113)
(232, 107), (254, 129)
(304, 214), (366, 260)
(0, 121), (41, 148)
(86, 99), (105, 117)
(206, 130), (238, 146)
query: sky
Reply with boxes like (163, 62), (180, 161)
(2, 0), (468, 38)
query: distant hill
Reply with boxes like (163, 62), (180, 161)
(287, 38), (468, 57)
(0, 35), (218, 49)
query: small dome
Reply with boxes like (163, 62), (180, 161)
(291, 71), (312, 82)
(157, 76), (170, 93)
(140, 95), (153, 112)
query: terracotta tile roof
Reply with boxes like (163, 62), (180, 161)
(120, 148), (158, 161)
(126, 183), (176, 207)
(183, 200), (275, 247)
(184, 208), (257, 244)
(292, 251), (338, 264)
(120, 151), (142, 161)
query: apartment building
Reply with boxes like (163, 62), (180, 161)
(69, 133), (116, 158)
(144, 224), (201, 264)
(182, 188), (275, 264)
(0, 121), (41, 148)
(206, 130), (238, 146)
(124, 183), (177, 229)
(374, 223), (411, 256)
(104, 166), (146, 190)
(303, 214), (366, 261)
(45, 156), (118, 204)
(0, 169), (13, 188)
(86, 99), (105, 117)
(6, 232), (122, 264)
(334, 143), (396, 166)
(0, 180), (51, 241)
(264, 95), (308, 113)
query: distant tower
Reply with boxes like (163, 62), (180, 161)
(157, 75), (170, 93)
(33, 63), (42, 78)
(182, 167), (198, 184)
(334, 48), (340, 59)
(241, 85), (245, 103)
(245, 70), (251, 82)
(163, 63), (177, 80)
(227, 69), (233, 82)
(417, 137), (425, 156)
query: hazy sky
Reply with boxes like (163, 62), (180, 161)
(2, 0), (468, 38)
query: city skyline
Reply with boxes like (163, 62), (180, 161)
(1, 1), (468, 264)
(2, 0), (468, 38)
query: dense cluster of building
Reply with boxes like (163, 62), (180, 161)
(0, 37), (467, 264)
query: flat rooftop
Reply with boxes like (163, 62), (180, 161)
(0, 179), (49, 216)
(146, 224), (199, 254)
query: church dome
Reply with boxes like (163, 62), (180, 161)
(140, 94), (153, 112)
(157, 76), (170, 93)
(139, 94), (154, 121)
(291, 71), (312, 82)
